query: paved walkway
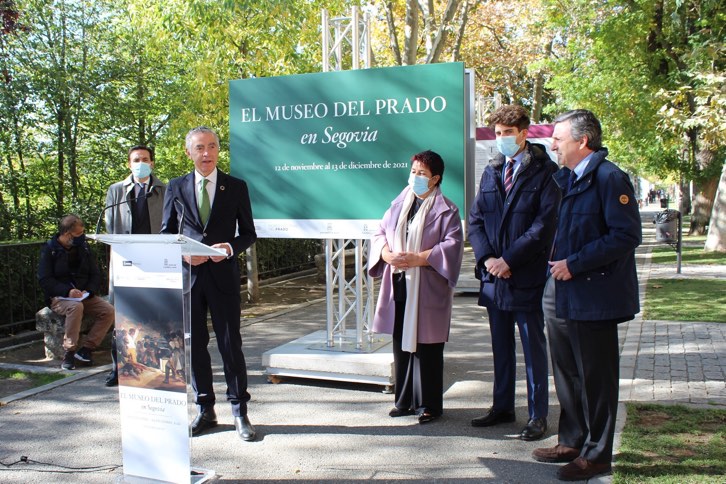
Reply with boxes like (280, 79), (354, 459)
(0, 205), (723, 483)
(619, 206), (726, 405)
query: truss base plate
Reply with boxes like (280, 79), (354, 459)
(262, 330), (394, 387)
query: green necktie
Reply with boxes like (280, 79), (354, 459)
(199, 178), (210, 225)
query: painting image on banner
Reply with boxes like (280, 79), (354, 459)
(229, 63), (465, 238)
(114, 286), (186, 393)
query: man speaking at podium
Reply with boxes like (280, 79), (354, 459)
(161, 126), (258, 442)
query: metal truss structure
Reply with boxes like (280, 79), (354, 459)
(320, 8), (377, 351)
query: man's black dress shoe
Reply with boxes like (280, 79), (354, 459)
(191, 408), (218, 436)
(104, 371), (118, 387)
(519, 418), (547, 441)
(389, 407), (416, 417)
(471, 408), (516, 427)
(417, 412), (440, 424)
(234, 415), (257, 441)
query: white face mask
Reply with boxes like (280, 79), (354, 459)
(131, 161), (152, 179)
(408, 173), (431, 196)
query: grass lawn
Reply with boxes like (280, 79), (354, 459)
(0, 368), (68, 387)
(615, 403), (726, 483)
(651, 237), (726, 266)
(647, 231), (725, 321)
(644, 279), (726, 322)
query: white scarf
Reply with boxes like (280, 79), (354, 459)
(392, 187), (437, 353)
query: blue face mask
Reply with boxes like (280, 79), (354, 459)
(496, 135), (522, 158)
(131, 162), (152, 180)
(408, 173), (431, 196)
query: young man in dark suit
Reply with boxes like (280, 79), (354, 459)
(468, 105), (560, 441)
(161, 126), (257, 442)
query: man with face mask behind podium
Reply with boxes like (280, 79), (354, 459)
(103, 145), (166, 386)
(105, 145), (166, 235)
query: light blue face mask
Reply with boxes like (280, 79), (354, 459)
(496, 135), (522, 158)
(408, 173), (431, 196)
(131, 162), (152, 180)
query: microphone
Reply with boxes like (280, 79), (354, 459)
(172, 198), (186, 239)
(95, 190), (152, 234)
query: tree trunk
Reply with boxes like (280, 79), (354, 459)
(425, 0), (461, 64)
(382, 1), (402, 65)
(246, 243), (260, 302)
(137, 64), (146, 142)
(678, 176), (691, 215)
(705, 161), (726, 252)
(531, 37), (554, 123)
(67, 116), (78, 200)
(418, 0), (434, 59)
(403, 0), (418, 65)
(688, 148), (719, 235)
(689, 176), (718, 235)
(4, 153), (19, 216)
(56, 111), (64, 218)
(449, 0), (472, 62)
(12, 115), (30, 238)
(531, 73), (544, 123)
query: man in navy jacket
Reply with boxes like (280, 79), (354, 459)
(532, 110), (641, 481)
(161, 126), (257, 442)
(468, 105), (561, 441)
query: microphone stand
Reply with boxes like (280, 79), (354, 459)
(173, 198), (186, 240)
(95, 190), (152, 234)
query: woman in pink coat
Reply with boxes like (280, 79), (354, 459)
(368, 150), (464, 423)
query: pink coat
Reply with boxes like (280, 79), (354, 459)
(368, 187), (464, 344)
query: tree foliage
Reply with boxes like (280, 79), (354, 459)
(0, 0), (353, 238)
(2, 0), (111, 235)
(458, 0), (556, 121)
(0, 0), (724, 244)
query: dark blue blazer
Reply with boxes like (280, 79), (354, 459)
(160, 169), (257, 293)
(468, 142), (561, 311)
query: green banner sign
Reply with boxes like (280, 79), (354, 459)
(230, 63), (464, 238)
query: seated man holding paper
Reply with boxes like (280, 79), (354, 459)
(38, 214), (115, 370)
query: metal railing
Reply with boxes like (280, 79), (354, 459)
(0, 241), (50, 337)
(0, 238), (320, 338)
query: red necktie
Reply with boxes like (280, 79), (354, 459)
(504, 160), (514, 193)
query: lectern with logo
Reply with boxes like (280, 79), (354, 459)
(90, 234), (224, 484)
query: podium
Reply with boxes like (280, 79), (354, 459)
(89, 234), (224, 484)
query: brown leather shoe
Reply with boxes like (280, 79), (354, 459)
(532, 444), (580, 463)
(556, 457), (611, 481)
